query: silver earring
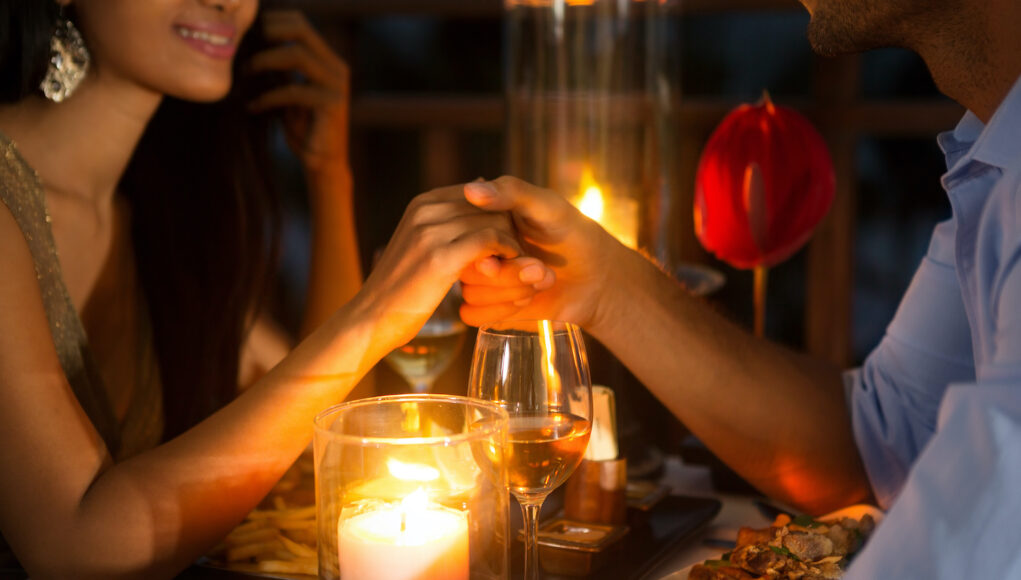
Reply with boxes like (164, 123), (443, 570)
(40, 9), (90, 103)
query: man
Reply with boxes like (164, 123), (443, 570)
(457, 0), (1021, 575)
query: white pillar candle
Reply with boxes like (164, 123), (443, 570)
(338, 491), (469, 580)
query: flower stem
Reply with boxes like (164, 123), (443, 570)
(754, 266), (768, 338)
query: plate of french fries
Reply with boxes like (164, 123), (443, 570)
(204, 453), (318, 578)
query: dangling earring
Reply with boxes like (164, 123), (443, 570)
(39, 7), (90, 103)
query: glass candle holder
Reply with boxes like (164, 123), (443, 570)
(505, 0), (676, 254)
(314, 395), (510, 580)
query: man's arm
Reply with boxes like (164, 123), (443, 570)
(461, 177), (872, 513)
(590, 243), (870, 513)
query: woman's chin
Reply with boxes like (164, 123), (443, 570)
(167, 76), (234, 103)
(174, 87), (231, 103)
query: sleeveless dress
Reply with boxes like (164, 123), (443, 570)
(0, 133), (164, 569)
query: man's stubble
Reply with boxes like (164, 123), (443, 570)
(802, 0), (954, 57)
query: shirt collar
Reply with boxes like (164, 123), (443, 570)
(942, 72), (1021, 175)
(938, 112), (984, 172)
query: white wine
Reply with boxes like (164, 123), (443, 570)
(505, 413), (591, 498)
(385, 325), (466, 392)
(468, 320), (592, 580)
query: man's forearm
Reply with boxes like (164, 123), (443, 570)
(589, 250), (872, 513)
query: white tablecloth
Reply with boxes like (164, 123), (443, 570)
(641, 457), (777, 579)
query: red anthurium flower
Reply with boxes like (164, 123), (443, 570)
(694, 93), (835, 270)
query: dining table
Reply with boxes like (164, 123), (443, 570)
(638, 456), (779, 579)
(173, 455), (777, 580)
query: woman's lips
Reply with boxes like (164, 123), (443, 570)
(174, 23), (237, 60)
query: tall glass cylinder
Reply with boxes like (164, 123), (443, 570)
(505, 0), (676, 258)
(314, 395), (510, 580)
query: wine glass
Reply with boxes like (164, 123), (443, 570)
(468, 320), (593, 580)
(383, 283), (467, 393)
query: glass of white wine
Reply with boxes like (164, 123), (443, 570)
(383, 283), (467, 393)
(468, 320), (593, 580)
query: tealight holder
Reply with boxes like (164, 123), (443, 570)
(314, 395), (510, 580)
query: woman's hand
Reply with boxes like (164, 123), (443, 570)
(355, 185), (531, 349)
(247, 10), (363, 337)
(248, 10), (350, 172)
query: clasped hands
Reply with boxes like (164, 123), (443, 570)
(363, 176), (630, 350)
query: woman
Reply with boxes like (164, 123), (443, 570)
(0, 0), (530, 577)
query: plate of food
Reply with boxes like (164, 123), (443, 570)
(660, 504), (882, 580)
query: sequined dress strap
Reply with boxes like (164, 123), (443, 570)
(0, 134), (121, 455)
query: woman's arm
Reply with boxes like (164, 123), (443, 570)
(301, 162), (362, 335)
(237, 11), (363, 391)
(0, 187), (524, 579)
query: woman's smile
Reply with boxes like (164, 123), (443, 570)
(173, 21), (238, 60)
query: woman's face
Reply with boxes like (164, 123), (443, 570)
(72, 0), (259, 102)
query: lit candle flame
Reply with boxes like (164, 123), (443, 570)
(400, 488), (430, 514)
(571, 165), (639, 249)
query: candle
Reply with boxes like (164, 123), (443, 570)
(572, 167), (639, 249)
(338, 489), (469, 580)
(583, 385), (618, 461)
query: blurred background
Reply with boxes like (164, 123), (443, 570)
(267, 0), (961, 479)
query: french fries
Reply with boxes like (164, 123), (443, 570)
(279, 534), (316, 559)
(208, 455), (318, 578)
(246, 505), (316, 521)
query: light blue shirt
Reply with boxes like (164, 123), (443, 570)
(844, 73), (1021, 578)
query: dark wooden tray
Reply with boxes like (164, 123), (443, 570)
(510, 494), (722, 580)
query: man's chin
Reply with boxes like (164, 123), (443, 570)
(806, 29), (843, 57)
(806, 19), (871, 57)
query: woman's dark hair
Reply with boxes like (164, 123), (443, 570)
(1, 2), (285, 440)
(120, 16), (284, 439)
(0, 1), (59, 102)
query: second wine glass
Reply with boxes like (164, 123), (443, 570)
(383, 283), (467, 393)
(468, 320), (592, 580)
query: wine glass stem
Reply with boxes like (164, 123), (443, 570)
(411, 379), (432, 393)
(520, 499), (543, 580)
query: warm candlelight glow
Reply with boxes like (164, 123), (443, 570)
(338, 489), (470, 580)
(387, 458), (440, 483)
(315, 396), (509, 579)
(584, 385), (618, 461)
(571, 165), (639, 249)
(397, 488), (430, 519)
(577, 168), (606, 222)
(346, 451), (477, 507)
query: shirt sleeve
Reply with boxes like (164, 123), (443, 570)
(844, 381), (1021, 579)
(983, 184), (1021, 381)
(848, 220), (976, 508)
(846, 176), (1021, 578)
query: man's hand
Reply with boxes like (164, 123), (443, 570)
(460, 176), (633, 331)
(460, 178), (871, 514)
